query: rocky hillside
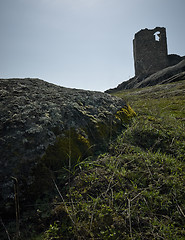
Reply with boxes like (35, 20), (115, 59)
(40, 80), (184, 240)
(0, 78), (136, 239)
(1, 78), (185, 239)
(106, 59), (185, 93)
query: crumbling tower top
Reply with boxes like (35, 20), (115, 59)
(133, 27), (168, 77)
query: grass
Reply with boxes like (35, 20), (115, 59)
(20, 81), (185, 239)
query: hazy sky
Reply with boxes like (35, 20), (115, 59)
(0, 0), (185, 91)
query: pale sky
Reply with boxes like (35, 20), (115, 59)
(0, 0), (185, 91)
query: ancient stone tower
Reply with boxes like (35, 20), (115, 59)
(133, 27), (168, 77)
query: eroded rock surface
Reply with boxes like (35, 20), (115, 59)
(0, 78), (130, 213)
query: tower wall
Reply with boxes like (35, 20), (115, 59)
(133, 27), (168, 77)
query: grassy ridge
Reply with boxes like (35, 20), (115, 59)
(34, 81), (185, 239)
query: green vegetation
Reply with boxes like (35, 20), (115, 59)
(115, 105), (137, 124)
(19, 81), (185, 239)
(28, 105), (135, 201)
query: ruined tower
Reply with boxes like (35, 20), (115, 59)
(133, 27), (168, 77)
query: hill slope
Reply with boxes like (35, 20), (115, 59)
(25, 80), (185, 239)
(106, 59), (185, 93)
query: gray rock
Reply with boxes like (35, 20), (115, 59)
(135, 59), (185, 88)
(0, 78), (131, 209)
(106, 60), (185, 92)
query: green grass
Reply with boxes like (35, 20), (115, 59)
(114, 81), (185, 118)
(26, 81), (185, 239)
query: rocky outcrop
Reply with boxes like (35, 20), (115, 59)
(106, 59), (185, 93)
(0, 78), (135, 220)
(134, 59), (185, 88)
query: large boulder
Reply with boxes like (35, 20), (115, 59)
(0, 78), (135, 221)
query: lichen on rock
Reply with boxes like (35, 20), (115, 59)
(0, 78), (136, 225)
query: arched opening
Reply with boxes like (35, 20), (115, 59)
(154, 31), (161, 41)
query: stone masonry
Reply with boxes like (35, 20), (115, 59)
(133, 27), (169, 77)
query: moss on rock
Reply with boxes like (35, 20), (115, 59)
(115, 104), (137, 123)
(41, 128), (91, 171)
